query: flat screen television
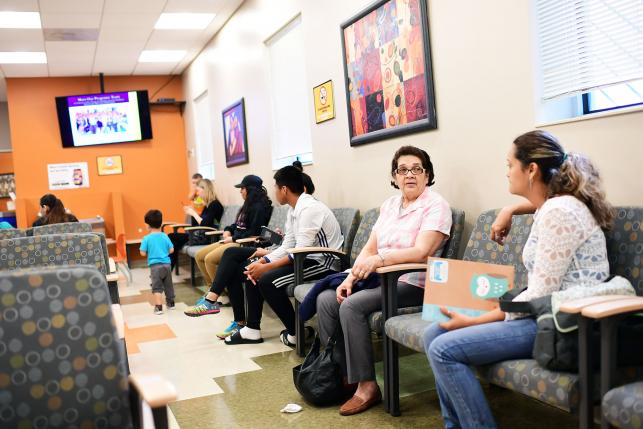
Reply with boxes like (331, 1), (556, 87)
(55, 90), (153, 148)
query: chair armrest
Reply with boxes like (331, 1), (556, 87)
(376, 263), (427, 274)
(581, 297), (643, 319)
(106, 273), (119, 282)
(170, 224), (192, 233)
(236, 236), (259, 244)
(205, 230), (225, 236)
(109, 257), (117, 274)
(111, 304), (125, 339)
(184, 226), (218, 232)
(559, 295), (634, 314)
(288, 247), (347, 258)
(128, 374), (177, 408)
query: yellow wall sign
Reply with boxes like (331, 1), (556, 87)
(96, 156), (123, 176)
(313, 80), (335, 124)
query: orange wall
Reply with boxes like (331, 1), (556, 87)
(0, 152), (13, 173)
(6, 76), (188, 240)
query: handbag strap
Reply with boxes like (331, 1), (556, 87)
(499, 287), (532, 314)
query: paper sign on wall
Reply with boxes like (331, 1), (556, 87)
(47, 162), (90, 190)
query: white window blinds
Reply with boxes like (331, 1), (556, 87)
(537, 0), (643, 100)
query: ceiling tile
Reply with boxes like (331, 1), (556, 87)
(133, 62), (178, 75)
(48, 63), (92, 76)
(45, 41), (95, 60)
(163, 0), (226, 13)
(0, 29), (44, 50)
(103, 0), (165, 15)
(0, 0), (39, 12)
(38, 0), (103, 14)
(1, 63), (48, 77)
(41, 14), (102, 29)
(100, 12), (157, 29)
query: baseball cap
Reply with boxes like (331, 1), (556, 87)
(234, 175), (263, 188)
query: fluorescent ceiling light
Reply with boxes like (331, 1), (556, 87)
(0, 51), (47, 64)
(0, 11), (41, 28)
(138, 50), (186, 63)
(154, 13), (215, 30)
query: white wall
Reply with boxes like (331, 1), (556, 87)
(183, 0), (643, 243)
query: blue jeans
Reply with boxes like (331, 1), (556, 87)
(423, 318), (537, 429)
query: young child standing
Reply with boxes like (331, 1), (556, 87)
(140, 209), (175, 315)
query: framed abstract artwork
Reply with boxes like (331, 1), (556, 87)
(222, 98), (249, 167)
(340, 0), (437, 146)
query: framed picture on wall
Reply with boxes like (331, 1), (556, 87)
(313, 80), (336, 124)
(96, 155), (123, 175)
(222, 98), (249, 167)
(0, 173), (15, 198)
(340, 0), (437, 146)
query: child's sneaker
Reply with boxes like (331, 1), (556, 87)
(216, 321), (242, 339)
(184, 301), (220, 317)
(154, 305), (163, 315)
(167, 300), (176, 310)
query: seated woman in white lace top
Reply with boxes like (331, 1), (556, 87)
(422, 130), (614, 429)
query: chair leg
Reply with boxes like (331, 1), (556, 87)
(151, 407), (169, 429)
(578, 317), (594, 429)
(390, 340), (401, 416)
(190, 258), (196, 286)
(108, 280), (120, 304)
(295, 300), (306, 357)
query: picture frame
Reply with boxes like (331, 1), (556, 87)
(96, 155), (123, 176)
(0, 173), (15, 198)
(222, 98), (249, 167)
(313, 80), (336, 124)
(340, 0), (437, 146)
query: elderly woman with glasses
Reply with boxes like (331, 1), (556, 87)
(315, 145), (453, 416)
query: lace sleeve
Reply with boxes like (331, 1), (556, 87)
(514, 206), (586, 303)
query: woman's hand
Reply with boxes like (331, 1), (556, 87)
(351, 255), (383, 280)
(438, 307), (473, 330)
(222, 236), (233, 244)
(183, 205), (196, 217)
(223, 230), (232, 239)
(491, 206), (514, 245)
(336, 278), (354, 304)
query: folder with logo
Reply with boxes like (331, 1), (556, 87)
(422, 257), (515, 322)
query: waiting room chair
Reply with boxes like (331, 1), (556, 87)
(31, 221), (93, 235)
(0, 266), (176, 428)
(0, 228), (26, 240)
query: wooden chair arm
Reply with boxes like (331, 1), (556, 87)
(288, 247), (347, 257)
(205, 230), (225, 236)
(106, 273), (119, 282)
(128, 374), (177, 408)
(111, 304), (125, 339)
(109, 257), (117, 274)
(376, 263), (427, 274)
(559, 295), (634, 314)
(184, 226), (217, 232)
(581, 297), (643, 319)
(168, 224), (192, 233)
(236, 236), (259, 244)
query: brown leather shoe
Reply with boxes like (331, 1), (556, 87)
(339, 387), (382, 416)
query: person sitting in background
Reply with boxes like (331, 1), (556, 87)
(422, 130), (613, 429)
(168, 178), (223, 269)
(187, 173), (205, 223)
(32, 194), (78, 227)
(191, 175), (273, 287)
(140, 209), (175, 315)
(315, 145), (452, 416)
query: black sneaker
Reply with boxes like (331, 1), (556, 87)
(167, 300), (176, 310)
(154, 305), (163, 315)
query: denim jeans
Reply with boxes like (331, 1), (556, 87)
(423, 318), (537, 429)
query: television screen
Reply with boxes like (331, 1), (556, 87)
(56, 90), (153, 148)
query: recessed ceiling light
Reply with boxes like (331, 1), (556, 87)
(0, 12), (41, 29)
(0, 52), (47, 64)
(154, 13), (215, 30)
(138, 50), (186, 63)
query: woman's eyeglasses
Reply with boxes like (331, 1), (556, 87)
(395, 166), (425, 176)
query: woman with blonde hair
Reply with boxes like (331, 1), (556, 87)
(168, 178), (223, 269)
(423, 130), (614, 429)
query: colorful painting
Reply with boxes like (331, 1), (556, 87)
(222, 98), (249, 167)
(0, 173), (15, 198)
(313, 80), (336, 124)
(341, 0), (437, 146)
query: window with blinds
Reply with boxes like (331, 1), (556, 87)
(536, 0), (643, 102)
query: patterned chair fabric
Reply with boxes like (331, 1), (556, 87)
(0, 228), (26, 240)
(384, 313), (430, 353)
(349, 208), (380, 266)
(32, 222), (93, 236)
(267, 205), (289, 231)
(0, 234), (107, 274)
(462, 209), (534, 289)
(219, 205), (241, 229)
(605, 207), (642, 295)
(603, 381), (643, 429)
(0, 266), (132, 428)
(330, 208), (360, 255)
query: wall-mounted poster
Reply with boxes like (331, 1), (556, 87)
(97, 155), (123, 175)
(222, 98), (249, 167)
(47, 162), (90, 190)
(341, 0), (437, 146)
(313, 80), (336, 123)
(0, 173), (15, 198)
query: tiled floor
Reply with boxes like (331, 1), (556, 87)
(118, 265), (581, 429)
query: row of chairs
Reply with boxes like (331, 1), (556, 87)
(285, 206), (641, 428)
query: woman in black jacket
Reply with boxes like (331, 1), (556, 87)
(168, 178), (223, 269)
(193, 175), (272, 285)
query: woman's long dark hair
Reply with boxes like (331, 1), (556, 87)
(39, 194), (70, 225)
(240, 185), (272, 218)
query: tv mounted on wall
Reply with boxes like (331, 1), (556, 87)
(55, 90), (153, 148)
